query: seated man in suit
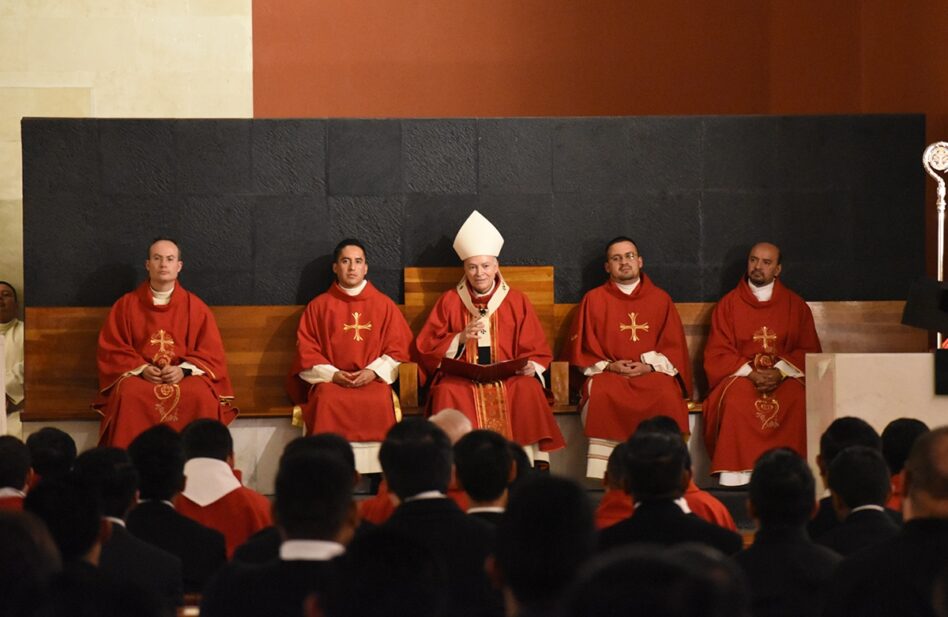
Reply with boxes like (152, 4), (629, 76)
(453, 429), (513, 525)
(72, 447), (183, 612)
(379, 418), (501, 617)
(598, 430), (742, 555)
(0, 435), (30, 510)
(26, 427), (75, 485)
(175, 419), (271, 557)
(824, 426), (948, 617)
(735, 448), (841, 617)
(126, 424), (226, 594)
(882, 417), (929, 512)
(202, 451), (357, 617)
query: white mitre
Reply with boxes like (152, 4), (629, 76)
(453, 210), (504, 260)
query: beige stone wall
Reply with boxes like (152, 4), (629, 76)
(0, 0), (253, 304)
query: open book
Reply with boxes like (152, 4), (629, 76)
(440, 357), (528, 383)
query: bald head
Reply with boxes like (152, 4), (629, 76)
(747, 242), (782, 287)
(428, 408), (473, 445)
(904, 426), (948, 519)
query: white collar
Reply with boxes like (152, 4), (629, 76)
(633, 497), (692, 514)
(615, 279), (640, 295)
(748, 279), (774, 302)
(279, 539), (345, 561)
(849, 504), (886, 515)
(150, 285), (174, 305)
(0, 487), (26, 498)
(105, 516), (126, 528)
(467, 506), (505, 514)
(337, 279), (368, 296)
(402, 491), (447, 503)
(181, 458), (242, 506)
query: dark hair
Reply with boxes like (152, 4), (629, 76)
(319, 528), (446, 617)
(26, 428), (76, 480)
(496, 475), (595, 610)
(280, 433), (356, 471)
(749, 448), (815, 528)
(127, 425), (185, 501)
(24, 474), (101, 562)
(605, 442), (629, 490)
(507, 440), (533, 492)
(454, 430), (512, 503)
(0, 281), (17, 304)
(634, 415), (692, 471)
(904, 426), (948, 501)
(828, 446), (891, 509)
(181, 419), (233, 461)
(819, 417), (881, 469)
(0, 436), (30, 490)
(625, 431), (688, 500)
(274, 452), (352, 540)
(148, 237), (181, 259)
(378, 419), (452, 499)
(882, 418), (929, 475)
(0, 511), (61, 617)
(333, 239), (367, 262)
(605, 236), (640, 260)
(72, 447), (139, 519)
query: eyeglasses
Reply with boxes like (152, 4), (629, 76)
(609, 253), (638, 263)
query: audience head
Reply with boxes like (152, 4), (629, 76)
(379, 419), (452, 499)
(274, 451), (355, 543)
(454, 430), (512, 504)
(903, 425), (948, 519)
(0, 511), (61, 617)
(668, 544), (751, 617)
(749, 448), (815, 528)
(72, 447), (139, 520)
(314, 528), (446, 617)
(0, 281), (18, 323)
(281, 433), (356, 471)
(883, 418), (930, 475)
(493, 475), (595, 613)
(181, 419), (233, 462)
(507, 441), (533, 491)
(604, 442), (629, 491)
(635, 415), (692, 470)
(127, 425), (185, 501)
(428, 408), (472, 445)
(26, 428), (77, 481)
(0, 435), (31, 491)
(828, 446), (891, 512)
(24, 474), (102, 564)
(818, 416), (881, 477)
(624, 430), (689, 500)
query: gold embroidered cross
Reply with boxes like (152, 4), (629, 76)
(149, 330), (175, 354)
(343, 312), (373, 342)
(753, 326), (777, 352)
(620, 312), (649, 342)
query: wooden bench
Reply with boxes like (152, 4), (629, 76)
(23, 266), (927, 422)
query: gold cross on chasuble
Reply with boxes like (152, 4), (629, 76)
(149, 329), (176, 366)
(753, 326), (777, 352)
(620, 313), (649, 342)
(343, 312), (373, 342)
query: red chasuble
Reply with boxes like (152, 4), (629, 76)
(595, 488), (634, 530)
(175, 487), (272, 558)
(94, 282), (235, 448)
(287, 281), (413, 441)
(412, 275), (565, 451)
(702, 278), (821, 474)
(564, 275), (692, 440)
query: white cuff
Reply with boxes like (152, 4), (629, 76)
(126, 364), (149, 377)
(299, 364), (339, 384)
(366, 354), (400, 385)
(179, 361), (205, 376)
(732, 363), (753, 378)
(640, 351), (678, 376)
(445, 334), (462, 359)
(583, 360), (611, 377)
(530, 361), (546, 388)
(775, 359), (803, 378)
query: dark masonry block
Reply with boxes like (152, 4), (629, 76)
(329, 195), (405, 268)
(474, 194), (553, 265)
(175, 120), (252, 195)
(703, 116), (776, 191)
(847, 115), (925, 190)
(99, 120), (175, 195)
(773, 116), (853, 191)
(551, 193), (635, 269)
(182, 269), (253, 306)
(553, 118), (630, 193)
(403, 119), (477, 194)
(173, 196), (254, 271)
(554, 265), (588, 305)
(701, 266), (745, 302)
(403, 194), (479, 266)
(782, 261), (853, 301)
(21, 118), (101, 195)
(643, 264), (702, 302)
(851, 186), (924, 264)
(624, 191), (701, 266)
(627, 117), (704, 192)
(253, 195), (329, 276)
(366, 268), (403, 304)
(772, 191), (854, 262)
(478, 119), (552, 194)
(699, 191), (774, 268)
(252, 120), (326, 195)
(328, 120), (402, 196)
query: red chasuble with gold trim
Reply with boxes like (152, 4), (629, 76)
(564, 274), (692, 441)
(287, 281), (413, 441)
(702, 278), (821, 473)
(412, 275), (565, 452)
(94, 282), (235, 448)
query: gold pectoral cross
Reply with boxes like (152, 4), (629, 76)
(753, 326), (777, 352)
(343, 312), (373, 342)
(620, 312), (649, 342)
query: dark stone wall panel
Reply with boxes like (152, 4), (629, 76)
(175, 120), (252, 195)
(99, 120), (175, 195)
(252, 120), (326, 195)
(403, 120), (476, 194)
(703, 117), (776, 190)
(478, 119), (552, 194)
(553, 118), (630, 193)
(328, 120), (402, 195)
(21, 119), (100, 195)
(627, 118), (704, 191)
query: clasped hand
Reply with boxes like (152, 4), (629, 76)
(607, 360), (653, 377)
(748, 368), (783, 394)
(332, 369), (378, 388)
(141, 364), (185, 385)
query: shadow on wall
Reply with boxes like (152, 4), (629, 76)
(295, 256), (333, 305)
(77, 264), (137, 305)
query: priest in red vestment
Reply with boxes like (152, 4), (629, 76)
(703, 242), (821, 486)
(286, 239), (414, 474)
(413, 211), (565, 467)
(564, 237), (692, 478)
(94, 239), (236, 448)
